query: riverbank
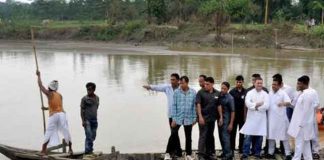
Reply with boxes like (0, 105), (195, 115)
(1, 21), (324, 50)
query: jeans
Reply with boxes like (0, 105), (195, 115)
(243, 135), (263, 157)
(84, 119), (98, 154)
(218, 122), (233, 158)
(198, 121), (216, 158)
(166, 124), (193, 155)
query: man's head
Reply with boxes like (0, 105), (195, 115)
(297, 75), (309, 91)
(180, 76), (189, 90)
(86, 82), (96, 96)
(199, 75), (207, 88)
(235, 75), (244, 89)
(255, 77), (263, 91)
(272, 77), (282, 93)
(48, 80), (58, 91)
(221, 82), (230, 94)
(170, 73), (180, 88)
(272, 73), (283, 87)
(251, 73), (261, 86)
(205, 77), (215, 92)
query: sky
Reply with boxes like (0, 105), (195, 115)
(0, 0), (33, 3)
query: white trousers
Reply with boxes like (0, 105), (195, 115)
(268, 140), (291, 156)
(311, 121), (319, 154)
(293, 131), (313, 160)
(44, 112), (72, 144)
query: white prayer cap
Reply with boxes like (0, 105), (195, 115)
(48, 80), (58, 91)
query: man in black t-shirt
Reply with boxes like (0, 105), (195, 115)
(196, 77), (222, 160)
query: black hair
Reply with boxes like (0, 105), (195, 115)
(222, 81), (230, 89)
(236, 75), (244, 81)
(252, 73), (261, 78)
(180, 76), (189, 83)
(86, 82), (96, 90)
(205, 77), (215, 83)
(171, 73), (180, 80)
(272, 73), (282, 81)
(255, 77), (263, 81)
(297, 75), (310, 85)
(199, 75), (207, 81)
(273, 77), (282, 85)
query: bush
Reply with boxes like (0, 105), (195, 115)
(122, 20), (146, 36)
(310, 25), (324, 39)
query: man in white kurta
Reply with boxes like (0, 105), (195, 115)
(240, 78), (269, 159)
(308, 87), (321, 159)
(288, 76), (315, 160)
(267, 78), (292, 159)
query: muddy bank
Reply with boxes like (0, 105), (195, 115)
(1, 23), (323, 50)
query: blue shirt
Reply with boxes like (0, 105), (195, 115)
(150, 84), (178, 118)
(171, 87), (197, 125)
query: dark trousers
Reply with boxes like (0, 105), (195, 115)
(84, 119), (98, 154)
(230, 115), (244, 152)
(165, 118), (182, 156)
(198, 121), (216, 157)
(166, 124), (193, 155)
(218, 122), (233, 158)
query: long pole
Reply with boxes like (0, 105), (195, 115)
(264, 0), (269, 25)
(31, 28), (46, 134)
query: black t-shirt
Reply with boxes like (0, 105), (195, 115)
(229, 87), (246, 117)
(196, 88), (220, 122)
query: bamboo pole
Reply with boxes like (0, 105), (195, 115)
(31, 28), (47, 134)
(265, 0), (269, 25)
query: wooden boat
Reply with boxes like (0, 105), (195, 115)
(0, 144), (103, 160)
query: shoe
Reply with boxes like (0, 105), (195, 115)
(217, 153), (224, 158)
(240, 155), (248, 160)
(264, 154), (275, 159)
(164, 153), (172, 160)
(254, 155), (262, 159)
(285, 155), (292, 160)
(186, 155), (194, 160)
(313, 153), (320, 159)
(207, 153), (216, 160)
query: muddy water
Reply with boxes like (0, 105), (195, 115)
(0, 42), (323, 158)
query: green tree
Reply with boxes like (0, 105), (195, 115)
(199, 0), (229, 37)
(309, 0), (324, 24)
(147, 0), (167, 24)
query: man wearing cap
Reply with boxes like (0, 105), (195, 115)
(36, 70), (73, 155)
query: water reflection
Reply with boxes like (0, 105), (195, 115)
(0, 48), (323, 155)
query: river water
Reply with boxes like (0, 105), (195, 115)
(0, 42), (323, 158)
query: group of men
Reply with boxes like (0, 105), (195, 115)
(144, 73), (322, 160)
(36, 70), (100, 158)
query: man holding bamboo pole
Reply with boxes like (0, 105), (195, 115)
(36, 70), (73, 155)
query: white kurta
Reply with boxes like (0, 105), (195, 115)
(268, 89), (291, 140)
(288, 88), (315, 140)
(240, 89), (269, 136)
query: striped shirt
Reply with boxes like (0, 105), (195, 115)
(171, 87), (197, 125)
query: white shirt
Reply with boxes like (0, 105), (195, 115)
(288, 88), (316, 140)
(268, 89), (291, 140)
(150, 84), (178, 118)
(281, 84), (296, 101)
(240, 88), (269, 136)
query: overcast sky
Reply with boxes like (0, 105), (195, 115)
(0, 0), (32, 3)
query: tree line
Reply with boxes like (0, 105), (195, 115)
(1, 0), (324, 25)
